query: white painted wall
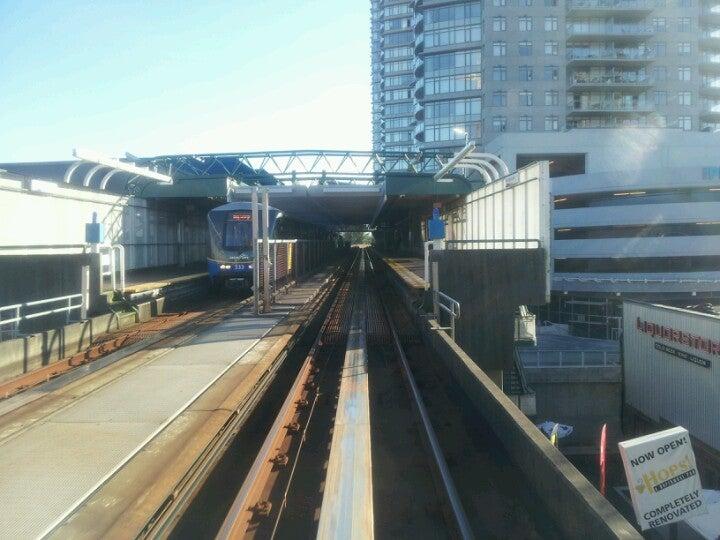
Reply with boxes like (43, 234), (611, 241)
(486, 128), (720, 174)
(0, 176), (206, 270)
(623, 300), (720, 451)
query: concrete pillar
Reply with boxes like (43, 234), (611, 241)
(262, 190), (271, 313)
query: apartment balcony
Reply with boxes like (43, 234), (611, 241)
(700, 28), (720, 48)
(701, 52), (720, 72)
(700, 101), (720, 118)
(414, 101), (424, 120)
(566, 101), (654, 114)
(701, 4), (720, 23)
(566, 49), (655, 66)
(566, 0), (652, 16)
(412, 122), (425, 142)
(566, 24), (654, 42)
(701, 78), (720, 96)
(414, 33), (424, 55)
(413, 56), (424, 78)
(414, 77), (425, 100)
(567, 74), (654, 90)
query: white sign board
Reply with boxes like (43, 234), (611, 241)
(619, 426), (707, 530)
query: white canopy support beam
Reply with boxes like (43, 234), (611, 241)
(63, 161), (84, 184)
(73, 148), (172, 184)
(434, 143), (511, 183)
(83, 164), (106, 187)
(462, 159), (500, 181)
(459, 163), (494, 184)
(467, 152), (510, 176)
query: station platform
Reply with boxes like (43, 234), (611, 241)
(380, 256), (425, 291)
(0, 269), (335, 538)
(122, 262), (208, 295)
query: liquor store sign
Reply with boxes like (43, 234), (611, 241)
(619, 426), (707, 530)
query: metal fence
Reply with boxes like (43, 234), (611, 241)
(0, 294), (85, 341)
(520, 349), (620, 368)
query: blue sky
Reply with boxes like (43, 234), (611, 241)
(0, 1), (371, 162)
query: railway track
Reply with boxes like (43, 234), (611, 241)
(214, 250), (477, 539)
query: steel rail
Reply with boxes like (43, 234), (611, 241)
(378, 287), (475, 540)
(216, 254), (358, 540)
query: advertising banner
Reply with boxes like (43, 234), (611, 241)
(619, 426), (707, 531)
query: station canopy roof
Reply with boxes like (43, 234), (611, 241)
(1, 149), (474, 228)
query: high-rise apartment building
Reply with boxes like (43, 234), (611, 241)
(371, 0), (720, 152)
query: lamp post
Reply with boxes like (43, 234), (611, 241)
(452, 127), (470, 145)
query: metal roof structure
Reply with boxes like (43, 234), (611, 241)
(131, 149), (453, 185)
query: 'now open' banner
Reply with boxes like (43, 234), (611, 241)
(619, 426), (707, 531)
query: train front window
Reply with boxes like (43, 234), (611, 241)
(224, 221), (252, 251)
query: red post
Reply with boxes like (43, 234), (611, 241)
(599, 423), (608, 496)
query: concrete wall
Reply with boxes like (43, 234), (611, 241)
(525, 366), (623, 448)
(0, 297), (164, 384)
(0, 253), (102, 333)
(430, 248), (547, 372)
(422, 318), (640, 539)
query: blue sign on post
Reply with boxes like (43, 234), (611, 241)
(427, 207), (445, 240)
(85, 212), (104, 244)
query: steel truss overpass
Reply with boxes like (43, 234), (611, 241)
(129, 149), (454, 185)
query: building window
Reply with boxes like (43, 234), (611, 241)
(519, 41), (533, 56)
(652, 17), (667, 32)
(519, 115), (533, 131)
(545, 90), (559, 106)
(544, 16), (558, 31)
(678, 0), (691, 6)
(521, 0), (533, 5)
(656, 114), (667, 127)
(545, 41), (558, 55)
(425, 98), (482, 119)
(655, 42), (666, 58)
(545, 115), (559, 131)
(519, 90), (533, 106)
(493, 16), (506, 31)
(678, 116), (692, 130)
(655, 0), (666, 5)
(519, 16), (533, 32)
(544, 65), (559, 80)
(678, 42), (691, 56)
(678, 91), (692, 106)
(545, 0), (558, 5)
(654, 66), (667, 82)
(492, 91), (507, 106)
(426, 73), (482, 95)
(679, 66), (691, 81)
(424, 50), (482, 76)
(493, 0), (507, 6)
(519, 65), (533, 81)
(426, 25), (482, 48)
(678, 17), (691, 32)
(655, 91), (668, 105)
(492, 65), (507, 81)
(492, 116), (507, 131)
(493, 41), (506, 56)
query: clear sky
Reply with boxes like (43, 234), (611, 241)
(0, 0), (371, 162)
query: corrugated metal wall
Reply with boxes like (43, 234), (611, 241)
(442, 161), (552, 250)
(623, 300), (720, 451)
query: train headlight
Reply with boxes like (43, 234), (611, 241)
(220, 264), (231, 270)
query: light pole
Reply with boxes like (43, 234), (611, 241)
(452, 127), (470, 145)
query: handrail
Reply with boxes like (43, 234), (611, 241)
(433, 290), (461, 341)
(0, 293), (84, 341)
(520, 349), (620, 368)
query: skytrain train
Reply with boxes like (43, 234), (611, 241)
(207, 202), (280, 288)
(207, 201), (344, 289)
